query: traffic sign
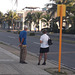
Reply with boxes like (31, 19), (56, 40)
(57, 4), (66, 17)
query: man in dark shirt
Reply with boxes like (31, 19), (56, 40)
(19, 25), (28, 64)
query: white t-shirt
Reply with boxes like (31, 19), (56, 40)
(40, 34), (49, 48)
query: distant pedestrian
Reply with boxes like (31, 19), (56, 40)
(19, 25), (28, 64)
(34, 27), (36, 32)
(13, 24), (15, 30)
(38, 29), (49, 65)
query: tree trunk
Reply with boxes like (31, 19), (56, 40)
(29, 22), (31, 31)
(38, 20), (39, 32)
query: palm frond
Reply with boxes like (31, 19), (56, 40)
(41, 19), (47, 22)
(15, 0), (18, 6)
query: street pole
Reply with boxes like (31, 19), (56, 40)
(12, 0), (14, 30)
(58, 5), (63, 72)
(57, 4), (66, 72)
(12, 12), (14, 30)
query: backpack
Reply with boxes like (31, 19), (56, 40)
(48, 38), (53, 45)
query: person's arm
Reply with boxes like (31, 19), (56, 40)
(40, 36), (43, 43)
(20, 38), (24, 44)
(40, 40), (43, 43)
(19, 38), (24, 47)
(19, 37), (21, 47)
(19, 37), (21, 43)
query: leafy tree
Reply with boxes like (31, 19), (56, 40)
(25, 12), (33, 31)
(31, 13), (37, 27)
(41, 14), (51, 28)
(34, 12), (42, 32)
(50, 18), (58, 32)
(46, 0), (75, 33)
(0, 11), (3, 24)
(25, 12), (42, 31)
(69, 5), (75, 33)
(65, 3), (75, 34)
(4, 10), (20, 29)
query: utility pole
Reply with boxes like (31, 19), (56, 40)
(57, 4), (66, 72)
(11, 0), (14, 30)
(11, 0), (18, 30)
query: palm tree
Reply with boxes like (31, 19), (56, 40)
(31, 13), (37, 28)
(0, 11), (3, 26)
(11, 0), (18, 29)
(25, 12), (33, 31)
(35, 12), (42, 32)
(50, 18), (58, 32)
(11, 0), (18, 6)
(68, 4), (75, 33)
(5, 10), (20, 30)
(46, 0), (75, 17)
(46, 0), (75, 31)
(41, 14), (51, 28)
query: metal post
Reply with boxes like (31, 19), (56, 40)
(58, 5), (63, 72)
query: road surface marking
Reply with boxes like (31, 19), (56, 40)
(47, 51), (75, 54)
(0, 59), (14, 62)
(37, 51), (75, 55)
(33, 42), (40, 45)
(0, 47), (19, 59)
(0, 41), (10, 45)
(8, 36), (16, 39)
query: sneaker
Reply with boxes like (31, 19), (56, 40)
(20, 61), (27, 64)
(42, 62), (46, 65)
(38, 62), (40, 65)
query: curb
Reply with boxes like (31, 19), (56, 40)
(0, 41), (75, 74)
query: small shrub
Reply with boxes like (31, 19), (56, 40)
(53, 71), (67, 75)
(66, 28), (75, 34)
(18, 31), (21, 34)
(13, 31), (17, 34)
(7, 30), (11, 32)
(29, 32), (35, 36)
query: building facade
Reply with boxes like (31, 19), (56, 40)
(15, 9), (49, 31)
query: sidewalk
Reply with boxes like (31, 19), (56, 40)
(0, 44), (50, 75)
(0, 43), (75, 75)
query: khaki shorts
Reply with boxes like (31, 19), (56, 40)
(22, 45), (27, 47)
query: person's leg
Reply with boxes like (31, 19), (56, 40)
(38, 53), (43, 65)
(20, 46), (23, 63)
(22, 46), (27, 63)
(42, 53), (47, 65)
(20, 46), (27, 64)
(44, 53), (47, 63)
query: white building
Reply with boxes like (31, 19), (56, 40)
(15, 8), (49, 31)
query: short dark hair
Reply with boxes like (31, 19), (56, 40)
(42, 29), (47, 34)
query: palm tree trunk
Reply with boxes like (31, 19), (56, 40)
(38, 20), (39, 32)
(29, 22), (31, 31)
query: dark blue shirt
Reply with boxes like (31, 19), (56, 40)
(19, 30), (27, 45)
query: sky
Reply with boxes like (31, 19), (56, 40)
(0, 0), (50, 14)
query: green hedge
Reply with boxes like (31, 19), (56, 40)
(29, 32), (35, 36)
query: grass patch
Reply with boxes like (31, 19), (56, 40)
(52, 71), (67, 75)
(17, 31), (21, 34)
(7, 30), (11, 32)
(44, 68), (75, 75)
(0, 42), (7, 45)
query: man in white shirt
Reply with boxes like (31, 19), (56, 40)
(38, 29), (49, 65)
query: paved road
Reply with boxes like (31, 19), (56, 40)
(0, 31), (75, 70)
